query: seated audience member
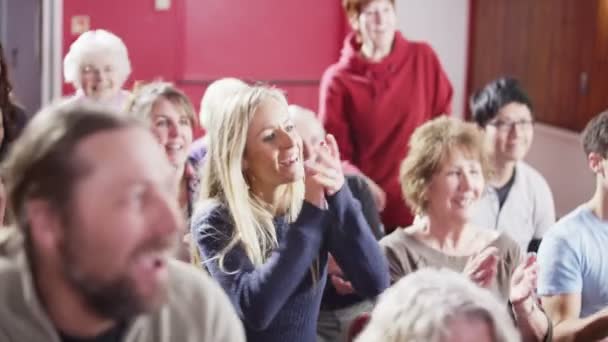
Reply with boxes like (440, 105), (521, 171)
(63, 29), (132, 112)
(355, 268), (521, 342)
(0, 41), (29, 162)
(0, 103), (245, 341)
(470, 77), (555, 253)
(189, 77), (248, 167)
(191, 86), (389, 342)
(538, 109), (608, 341)
(380, 117), (549, 341)
(127, 82), (198, 261)
(289, 104), (383, 342)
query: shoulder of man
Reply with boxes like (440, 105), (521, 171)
(163, 259), (245, 342)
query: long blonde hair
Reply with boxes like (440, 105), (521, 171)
(200, 85), (304, 269)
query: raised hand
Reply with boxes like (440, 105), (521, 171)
(510, 253), (539, 305)
(304, 134), (345, 197)
(463, 246), (499, 288)
(327, 253), (354, 295)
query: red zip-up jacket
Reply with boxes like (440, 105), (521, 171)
(319, 31), (453, 232)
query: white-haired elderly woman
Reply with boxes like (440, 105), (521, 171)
(189, 77), (248, 167)
(355, 268), (521, 342)
(63, 29), (132, 112)
(127, 82), (197, 260)
(380, 117), (551, 341)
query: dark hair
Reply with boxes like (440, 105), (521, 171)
(2, 102), (138, 226)
(0, 42), (27, 151)
(469, 77), (533, 127)
(342, 0), (396, 20)
(582, 109), (608, 158)
(0, 42), (12, 109)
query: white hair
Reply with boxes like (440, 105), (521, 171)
(63, 29), (132, 89)
(356, 268), (521, 342)
(199, 77), (248, 130)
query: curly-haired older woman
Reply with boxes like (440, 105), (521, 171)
(63, 29), (132, 112)
(380, 117), (550, 341)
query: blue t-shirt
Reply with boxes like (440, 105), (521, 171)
(537, 206), (608, 317)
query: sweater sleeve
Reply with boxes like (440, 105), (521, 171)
(345, 175), (384, 239)
(191, 202), (328, 331)
(421, 43), (453, 117)
(324, 185), (390, 298)
(319, 67), (357, 166)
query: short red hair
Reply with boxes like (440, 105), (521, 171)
(342, 0), (396, 20)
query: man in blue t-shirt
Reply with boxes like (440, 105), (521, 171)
(538, 109), (608, 341)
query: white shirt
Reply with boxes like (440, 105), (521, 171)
(471, 161), (556, 253)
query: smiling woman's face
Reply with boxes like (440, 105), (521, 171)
(79, 53), (121, 101)
(243, 97), (304, 192)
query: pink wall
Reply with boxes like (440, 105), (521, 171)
(62, 0), (348, 137)
(62, 1), (180, 95)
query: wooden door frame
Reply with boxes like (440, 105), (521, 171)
(464, 0), (476, 119)
(42, 0), (63, 106)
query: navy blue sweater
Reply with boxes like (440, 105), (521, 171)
(191, 186), (389, 342)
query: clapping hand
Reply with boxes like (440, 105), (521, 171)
(510, 253), (539, 305)
(303, 134), (345, 207)
(463, 246), (499, 288)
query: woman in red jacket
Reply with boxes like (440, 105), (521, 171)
(319, 0), (453, 232)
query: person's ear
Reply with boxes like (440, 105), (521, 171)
(588, 152), (605, 176)
(25, 199), (64, 253)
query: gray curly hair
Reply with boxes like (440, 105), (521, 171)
(356, 268), (521, 342)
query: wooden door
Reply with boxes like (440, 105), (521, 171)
(467, 0), (608, 131)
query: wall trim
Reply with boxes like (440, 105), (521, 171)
(41, 0), (63, 105)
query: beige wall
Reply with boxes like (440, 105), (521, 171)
(526, 123), (594, 217)
(396, 0), (470, 118)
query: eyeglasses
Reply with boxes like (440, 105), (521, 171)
(487, 119), (534, 132)
(81, 64), (114, 75)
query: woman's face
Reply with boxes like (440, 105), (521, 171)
(149, 98), (193, 170)
(357, 0), (397, 48)
(79, 53), (122, 101)
(425, 148), (485, 223)
(243, 98), (304, 192)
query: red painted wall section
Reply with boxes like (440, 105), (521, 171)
(181, 0), (343, 80)
(62, 0), (348, 135)
(62, 1), (180, 96)
(178, 0), (346, 112)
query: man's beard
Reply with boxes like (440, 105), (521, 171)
(59, 229), (175, 321)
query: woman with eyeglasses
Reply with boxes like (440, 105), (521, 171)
(469, 77), (555, 254)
